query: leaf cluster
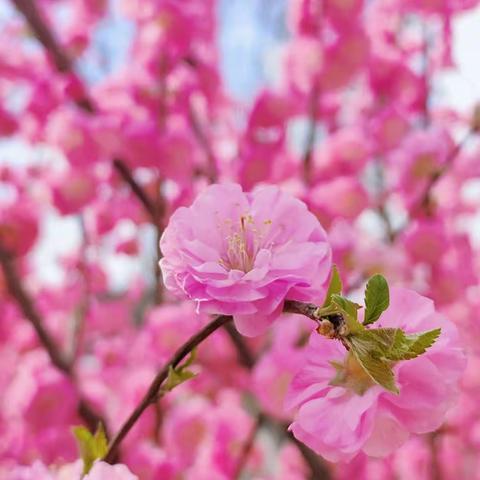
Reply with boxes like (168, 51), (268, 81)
(320, 268), (441, 394)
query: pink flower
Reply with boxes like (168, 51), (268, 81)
(160, 183), (331, 336)
(286, 287), (465, 462)
(84, 461), (138, 480)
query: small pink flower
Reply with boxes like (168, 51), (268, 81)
(160, 183), (331, 336)
(286, 287), (465, 462)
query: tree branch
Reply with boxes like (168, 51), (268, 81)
(103, 299), (334, 467)
(10, 0), (95, 112)
(303, 81), (321, 185)
(112, 158), (159, 223)
(224, 322), (256, 369)
(103, 314), (233, 463)
(0, 246), (108, 435)
(12, 0), (167, 302)
(223, 308), (331, 480)
(418, 130), (472, 214)
(188, 102), (218, 183)
(233, 413), (265, 480)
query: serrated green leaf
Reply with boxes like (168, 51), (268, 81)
(387, 328), (441, 361)
(72, 423), (108, 474)
(330, 294), (364, 334)
(363, 274), (390, 326)
(347, 334), (399, 394)
(323, 265), (343, 307)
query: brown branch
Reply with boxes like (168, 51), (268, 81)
(283, 300), (320, 322)
(103, 300), (332, 473)
(11, 0), (95, 112)
(112, 158), (159, 223)
(11, 0), (71, 72)
(224, 322), (256, 369)
(188, 102), (218, 183)
(233, 413), (265, 480)
(288, 433), (332, 480)
(418, 130), (472, 214)
(10, 0), (162, 238)
(0, 247), (71, 373)
(429, 431), (443, 480)
(303, 81), (321, 185)
(103, 314), (233, 463)
(0, 246), (108, 435)
(223, 307), (331, 479)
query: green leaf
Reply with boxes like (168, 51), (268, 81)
(347, 334), (399, 394)
(363, 274), (390, 326)
(72, 423), (108, 474)
(322, 265), (343, 307)
(162, 349), (198, 392)
(385, 328), (441, 361)
(330, 294), (364, 334)
(163, 365), (197, 392)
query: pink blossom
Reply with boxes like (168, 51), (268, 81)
(160, 183), (331, 336)
(0, 200), (39, 256)
(84, 461), (138, 480)
(286, 287), (465, 462)
(308, 176), (369, 227)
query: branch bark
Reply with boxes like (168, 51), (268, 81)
(103, 314), (233, 463)
(418, 130), (472, 214)
(103, 300), (332, 470)
(0, 246), (108, 434)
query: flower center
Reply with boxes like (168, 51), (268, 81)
(219, 214), (272, 272)
(329, 352), (375, 396)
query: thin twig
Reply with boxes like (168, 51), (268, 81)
(12, 0), (161, 227)
(103, 301), (332, 471)
(103, 314), (233, 463)
(418, 130), (472, 213)
(67, 215), (91, 361)
(303, 81), (321, 185)
(223, 308), (331, 480)
(112, 158), (159, 222)
(288, 433), (332, 480)
(421, 21), (431, 128)
(10, 0), (95, 112)
(0, 246), (108, 435)
(429, 431), (443, 480)
(283, 300), (320, 322)
(224, 322), (256, 369)
(233, 413), (265, 480)
(188, 102), (218, 183)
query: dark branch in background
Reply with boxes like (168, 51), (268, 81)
(10, 0), (166, 301)
(0, 246), (108, 435)
(233, 413), (265, 480)
(303, 81), (321, 185)
(104, 303), (331, 476)
(112, 158), (159, 222)
(103, 314), (233, 463)
(421, 21), (431, 128)
(188, 102), (218, 183)
(224, 322), (256, 369)
(373, 161), (396, 243)
(223, 316), (331, 480)
(67, 215), (91, 361)
(419, 130), (472, 214)
(289, 434), (332, 480)
(11, 0), (95, 112)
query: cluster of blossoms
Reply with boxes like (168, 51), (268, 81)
(0, 0), (479, 478)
